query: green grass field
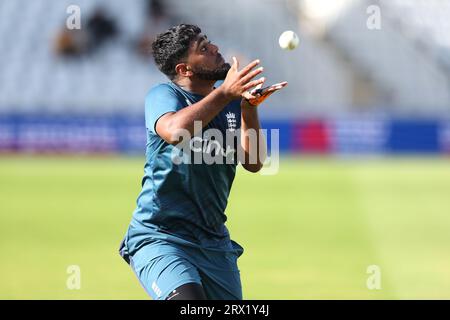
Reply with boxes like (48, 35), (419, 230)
(1, 155), (450, 299)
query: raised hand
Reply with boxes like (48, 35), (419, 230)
(220, 57), (266, 100)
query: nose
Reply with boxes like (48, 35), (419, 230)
(210, 43), (219, 55)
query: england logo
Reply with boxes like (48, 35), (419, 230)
(226, 112), (236, 132)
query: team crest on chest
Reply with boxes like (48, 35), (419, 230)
(226, 112), (236, 131)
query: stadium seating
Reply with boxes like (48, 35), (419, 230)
(0, 0), (449, 118)
(317, 0), (450, 114)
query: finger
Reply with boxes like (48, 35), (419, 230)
(272, 81), (288, 86)
(240, 66), (264, 85)
(270, 81), (288, 90)
(264, 81), (288, 93)
(267, 87), (284, 93)
(255, 78), (265, 90)
(232, 56), (239, 71)
(242, 91), (255, 100)
(239, 59), (260, 77)
(243, 77), (266, 91)
(267, 86), (283, 92)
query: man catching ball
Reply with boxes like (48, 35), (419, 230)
(119, 24), (287, 300)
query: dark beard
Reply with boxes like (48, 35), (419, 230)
(192, 63), (231, 81)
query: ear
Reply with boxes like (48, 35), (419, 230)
(175, 63), (193, 78)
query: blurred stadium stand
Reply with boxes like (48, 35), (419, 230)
(0, 0), (449, 154)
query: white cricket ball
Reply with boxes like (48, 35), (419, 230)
(278, 30), (299, 50)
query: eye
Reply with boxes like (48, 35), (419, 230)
(200, 41), (211, 52)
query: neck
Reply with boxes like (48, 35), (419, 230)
(173, 77), (216, 96)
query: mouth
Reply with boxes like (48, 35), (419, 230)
(217, 54), (225, 64)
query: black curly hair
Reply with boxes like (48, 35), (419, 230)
(151, 24), (201, 80)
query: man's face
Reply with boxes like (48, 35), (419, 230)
(185, 34), (231, 81)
